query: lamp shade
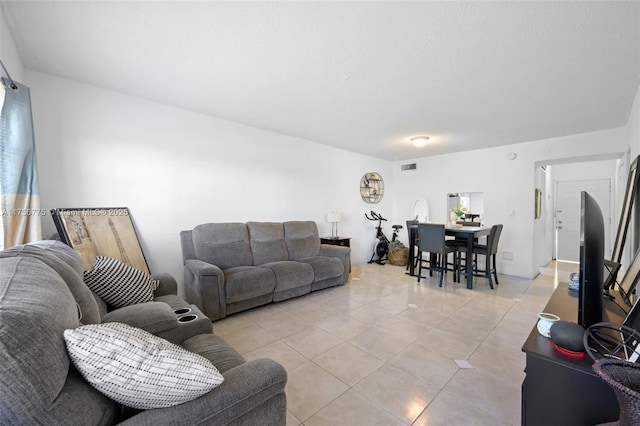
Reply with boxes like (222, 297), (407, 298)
(326, 212), (342, 223)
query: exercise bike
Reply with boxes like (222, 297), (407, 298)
(365, 211), (402, 265)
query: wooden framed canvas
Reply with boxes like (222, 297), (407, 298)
(51, 207), (149, 273)
(618, 248), (640, 308)
(611, 155), (640, 265)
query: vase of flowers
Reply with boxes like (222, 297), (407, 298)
(449, 204), (468, 226)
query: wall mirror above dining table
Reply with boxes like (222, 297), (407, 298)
(447, 192), (484, 225)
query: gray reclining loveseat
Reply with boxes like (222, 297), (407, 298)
(181, 221), (350, 321)
(0, 240), (287, 425)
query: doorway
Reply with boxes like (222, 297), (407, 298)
(555, 179), (612, 262)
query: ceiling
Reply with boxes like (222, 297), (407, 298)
(2, 1), (639, 161)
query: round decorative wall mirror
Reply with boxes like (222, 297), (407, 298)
(360, 172), (384, 204)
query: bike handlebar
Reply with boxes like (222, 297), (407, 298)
(365, 210), (387, 222)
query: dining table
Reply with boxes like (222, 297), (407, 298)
(408, 224), (492, 289)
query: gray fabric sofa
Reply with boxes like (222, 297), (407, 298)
(181, 221), (350, 321)
(0, 240), (287, 425)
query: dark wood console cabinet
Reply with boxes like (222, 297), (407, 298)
(320, 237), (350, 247)
(521, 282), (627, 425)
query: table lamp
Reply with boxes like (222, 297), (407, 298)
(326, 212), (342, 238)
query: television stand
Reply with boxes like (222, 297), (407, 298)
(521, 282), (627, 425)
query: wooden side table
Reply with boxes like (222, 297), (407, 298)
(321, 237), (350, 247)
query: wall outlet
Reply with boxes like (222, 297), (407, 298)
(502, 250), (514, 260)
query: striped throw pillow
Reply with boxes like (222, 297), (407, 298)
(64, 322), (224, 409)
(84, 256), (159, 308)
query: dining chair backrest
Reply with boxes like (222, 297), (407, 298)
(417, 223), (447, 254)
(406, 219), (418, 242)
(488, 224), (503, 255)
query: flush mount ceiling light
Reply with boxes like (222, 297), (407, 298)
(410, 136), (430, 147)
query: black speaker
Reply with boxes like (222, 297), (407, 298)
(550, 320), (586, 353)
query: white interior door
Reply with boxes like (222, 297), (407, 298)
(555, 179), (611, 262)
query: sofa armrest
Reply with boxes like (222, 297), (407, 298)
(151, 272), (178, 297)
(320, 244), (351, 282)
(121, 359), (287, 426)
(183, 259), (226, 321)
(102, 302), (178, 336)
(319, 244), (350, 259)
(102, 301), (212, 344)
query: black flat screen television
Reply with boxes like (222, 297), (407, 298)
(578, 191), (605, 328)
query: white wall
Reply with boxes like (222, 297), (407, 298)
(0, 7), (23, 83)
(552, 160), (619, 182)
(628, 84), (640, 158)
(26, 71), (393, 281)
(391, 129), (628, 279)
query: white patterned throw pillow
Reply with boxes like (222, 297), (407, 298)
(64, 322), (224, 409)
(83, 256), (159, 308)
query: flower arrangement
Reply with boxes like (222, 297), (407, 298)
(451, 204), (469, 218)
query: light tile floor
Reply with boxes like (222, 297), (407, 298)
(213, 261), (578, 425)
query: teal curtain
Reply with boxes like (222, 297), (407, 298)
(0, 77), (41, 249)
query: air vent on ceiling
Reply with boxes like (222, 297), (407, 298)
(401, 163), (417, 171)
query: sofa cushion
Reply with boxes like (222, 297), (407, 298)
(224, 266), (276, 304)
(64, 322), (224, 410)
(84, 256), (159, 308)
(0, 242), (101, 324)
(284, 221), (321, 260)
(182, 333), (246, 373)
(193, 223), (253, 269)
(298, 256), (344, 282)
(247, 222), (288, 265)
(261, 261), (314, 292)
(0, 257), (80, 421)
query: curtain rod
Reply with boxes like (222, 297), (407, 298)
(0, 59), (18, 91)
